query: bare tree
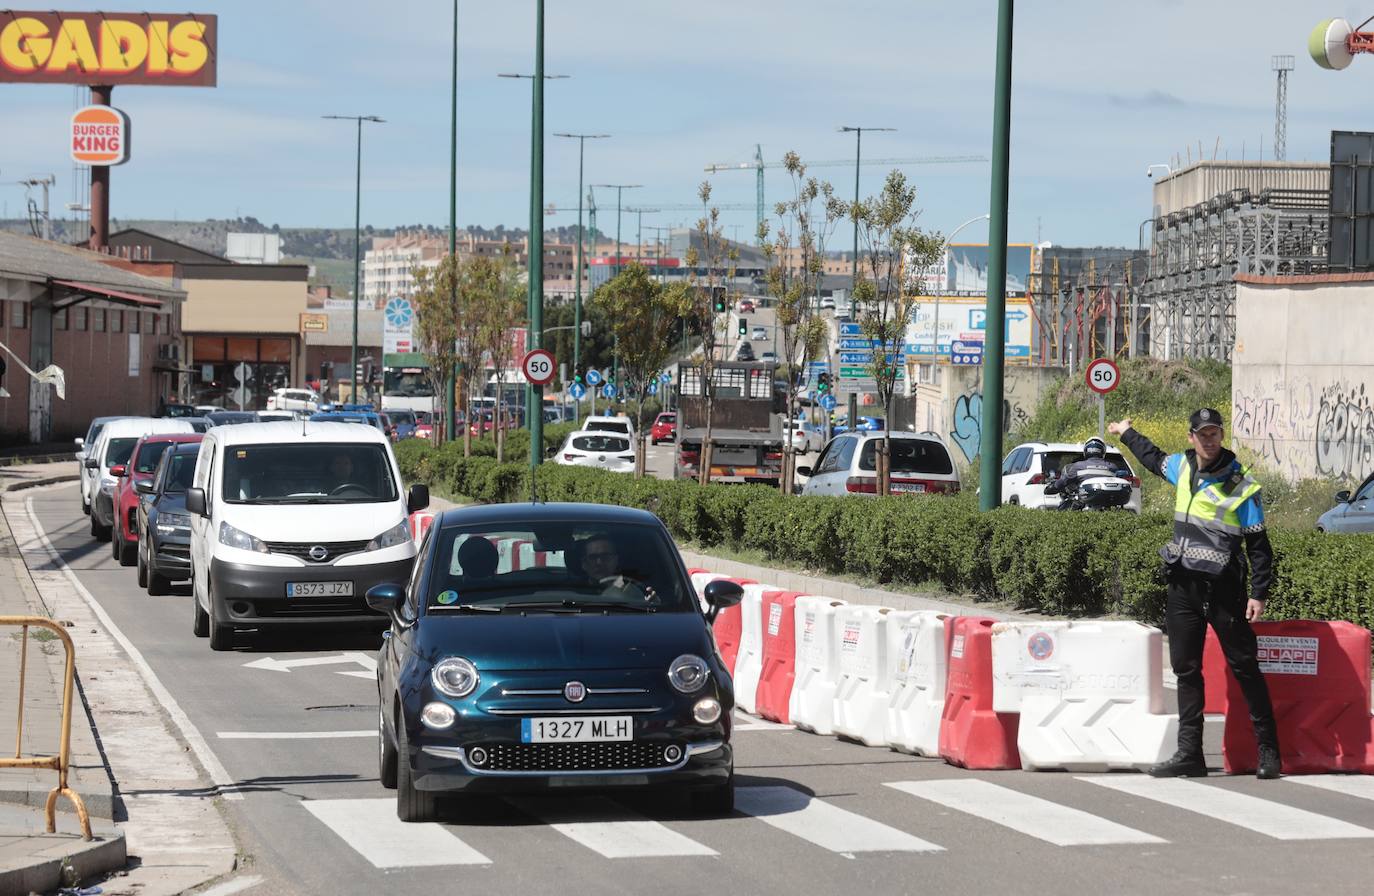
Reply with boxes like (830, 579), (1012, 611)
(682, 181), (738, 485)
(592, 263), (687, 477)
(474, 254), (526, 463)
(453, 256), (494, 457)
(846, 170), (944, 495)
(411, 255), (459, 445)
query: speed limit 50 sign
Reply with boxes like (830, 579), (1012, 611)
(1085, 358), (1120, 395)
(521, 349), (556, 386)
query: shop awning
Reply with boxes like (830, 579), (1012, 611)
(49, 278), (165, 309)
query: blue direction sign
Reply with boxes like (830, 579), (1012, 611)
(659, 371), (672, 384)
(839, 338), (875, 350)
(838, 351), (872, 365)
(585, 368), (604, 386)
(647, 382), (658, 396)
(601, 383), (618, 399)
(568, 382), (587, 400)
(839, 321), (865, 337)
(819, 393), (837, 411)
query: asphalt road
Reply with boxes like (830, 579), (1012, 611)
(29, 484), (1374, 896)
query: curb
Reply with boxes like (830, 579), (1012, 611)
(0, 814), (127, 896)
(0, 473), (79, 493)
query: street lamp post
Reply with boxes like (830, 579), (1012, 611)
(553, 133), (610, 383)
(838, 125), (895, 297)
(323, 114), (384, 404)
(932, 214), (990, 361)
(446, 0), (458, 442)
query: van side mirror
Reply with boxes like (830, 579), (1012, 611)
(84, 457), (99, 469)
(366, 583), (405, 615)
(185, 487), (207, 516)
(407, 483), (430, 514)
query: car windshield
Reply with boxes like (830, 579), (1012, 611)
(658, 414), (675, 424)
(388, 411), (416, 426)
(135, 440), (177, 474)
(1044, 450), (1131, 476)
(426, 521), (692, 613)
(221, 442), (399, 504)
(571, 435), (631, 453)
(165, 452), (197, 492)
(163, 404), (197, 417)
(105, 437), (139, 468)
(858, 439), (953, 474)
(86, 423), (105, 443)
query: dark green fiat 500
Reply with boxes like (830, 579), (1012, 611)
(369, 502), (743, 822)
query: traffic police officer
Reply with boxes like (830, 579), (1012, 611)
(1108, 409), (1281, 779)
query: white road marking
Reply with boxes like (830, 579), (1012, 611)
(887, 779), (1165, 846)
(1287, 775), (1374, 802)
(22, 496), (243, 800)
(509, 797), (716, 858)
(217, 730), (374, 740)
(242, 652), (376, 674)
(735, 786), (943, 854)
(1080, 776), (1374, 840)
(197, 875), (265, 896)
(303, 798), (491, 868)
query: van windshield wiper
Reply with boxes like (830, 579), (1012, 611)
(429, 603), (502, 613)
(515, 599), (654, 614)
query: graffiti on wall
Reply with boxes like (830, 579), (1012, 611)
(951, 391), (1030, 463)
(1315, 383), (1374, 480)
(1231, 373), (1319, 482)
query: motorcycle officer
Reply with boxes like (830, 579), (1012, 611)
(1109, 409), (1280, 779)
(1047, 437), (1119, 508)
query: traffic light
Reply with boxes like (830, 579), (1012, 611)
(714, 295), (726, 314)
(319, 361), (332, 383)
(817, 372), (831, 393)
(738, 319), (747, 337)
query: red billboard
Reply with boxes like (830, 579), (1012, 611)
(0, 11), (217, 86)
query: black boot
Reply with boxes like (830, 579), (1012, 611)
(1256, 743), (1281, 780)
(1148, 751), (1208, 778)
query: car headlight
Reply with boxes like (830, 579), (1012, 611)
(668, 654), (710, 694)
(366, 519), (411, 551)
(218, 521), (269, 553)
(155, 512), (191, 534)
(431, 657), (479, 698)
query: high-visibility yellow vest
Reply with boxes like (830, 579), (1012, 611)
(1167, 456), (1261, 577)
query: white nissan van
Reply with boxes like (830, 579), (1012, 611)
(185, 420), (428, 650)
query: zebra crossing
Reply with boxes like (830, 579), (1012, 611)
(303, 774), (1374, 870)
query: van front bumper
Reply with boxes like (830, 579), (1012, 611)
(209, 556), (414, 626)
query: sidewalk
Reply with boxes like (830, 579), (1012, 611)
(0, 462), (126, 894)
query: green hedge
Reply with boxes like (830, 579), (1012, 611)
(395, 441), (1374, 629)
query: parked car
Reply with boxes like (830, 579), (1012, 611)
(266, 387), (320, 413)
(1316, 472), (1374, 532)
(799, 432), (960, 495)
(751, 325), (768, 341)
(580, 414), (635, 442)
(650, 412), (677, 445)
(135, 441), (202, 594)
(76, 415), (132, 516)
(185, 420), (427, 651)
(204, 410), (260, 427)
(737, 298), (755, 313)
(1000, 441), (1142, 513)
(555, 431), (636, 472)
(819, 296), (836, 311)
(785, 421), (824, 454)
(111, 432), (204, 566)
(370, 502), (742, 821)
(85, 417), (197, 541)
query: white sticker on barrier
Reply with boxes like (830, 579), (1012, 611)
(1256, 636), (1319, 675)
(767, 601), (783, 637)
(950, 634), (965, 660)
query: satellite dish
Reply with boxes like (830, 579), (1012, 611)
(1310, 17), (1354, 70)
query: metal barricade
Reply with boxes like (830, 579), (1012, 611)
(1, 615), (92, 840)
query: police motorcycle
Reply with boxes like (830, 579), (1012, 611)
(1044, 438), (1134, 511)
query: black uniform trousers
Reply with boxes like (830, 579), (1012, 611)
(1166, 570), (1278, 757)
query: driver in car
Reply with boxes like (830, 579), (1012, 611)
(328, 452), (355, 488)
(579, 534), (656, 603)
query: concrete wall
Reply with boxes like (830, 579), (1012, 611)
(909, 363), (1063, 468)
(1232, 274), (1374, 482)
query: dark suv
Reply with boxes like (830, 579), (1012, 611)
(136, 442), (201, 595)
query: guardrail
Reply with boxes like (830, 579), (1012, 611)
(1, 615), (92, 840)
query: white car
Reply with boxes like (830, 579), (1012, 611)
(266, 388), (320, 413)
(185, 420), (425, 651)
(751, 326), (769, 341)
(580, 414), (636, 442)
(799, 432), (960, 496)
(1000, 441), (1142, 512)
(785, 420), (824, 453)
(819, 296), (836, 311)
(555, 431), (635, 473)
(76, 415), (133, 516)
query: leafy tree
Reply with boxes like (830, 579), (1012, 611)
(591, 263), (689, 476)
(759, 152), (843, 491)
(846, 170), (944, 495)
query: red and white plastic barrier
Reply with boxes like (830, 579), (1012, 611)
(992, 621), (1176, 771)
(789, 596), (848, 735)
(731, 584), (770, 715)
(712, 599), (743, 675)
(831, 606), (903, 746)
(884, 611), (949, 757)
(408, 510), (436, 543)
(1221, 620), (1374, 775)
(756, 591), (805, 724)
(939, 616), (1020, 770)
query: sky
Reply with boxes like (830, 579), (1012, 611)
(2, 1), (1372, 249)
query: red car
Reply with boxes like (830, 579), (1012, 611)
(112, 433), (203, 567)
(737, 298), (755, 313)
(651, 411), (677, 445)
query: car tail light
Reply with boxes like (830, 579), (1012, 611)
(845, 476), (877, 493)
(1027, 473), (1046, 484)
(1126, 476), (1141, 487)
(764, 451), (782, 462)
(563, 453), (578, 461)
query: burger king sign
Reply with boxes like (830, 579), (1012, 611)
(71, 105), (131, 165)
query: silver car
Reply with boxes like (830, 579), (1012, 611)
(1317, 473), (1374, 532)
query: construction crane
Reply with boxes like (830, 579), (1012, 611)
(703, 143), (988, 243)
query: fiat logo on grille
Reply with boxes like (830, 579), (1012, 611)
(563, 681), (587, 703)
(308, 545), (328, 561)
